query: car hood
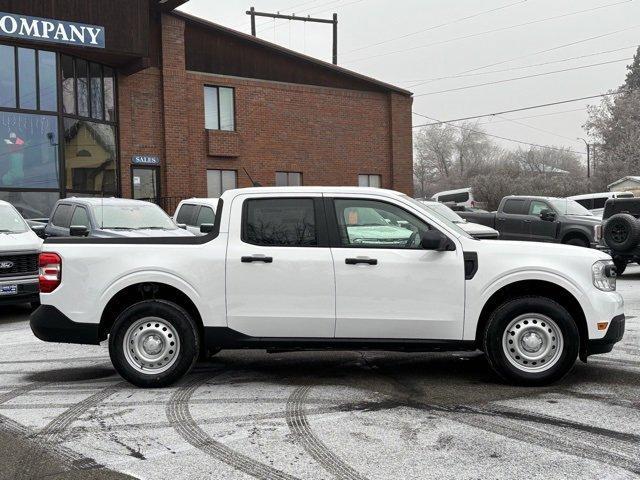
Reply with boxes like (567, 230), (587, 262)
(97, 228), (195, 237)
(459, 222), (499, 236)
(0, 230), (43, 251)
(562, 215), (601, 225)
(474, 238), (610, 262)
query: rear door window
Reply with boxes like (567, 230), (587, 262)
(439, 192), (469, 203)
(502, 199), (526, 215)
(51, 204), (74, 227)
(243, 198), (317, 247)
(592, 197), (607, 209)
(575, 198), (593, 209)
(176, 204), (198, 226)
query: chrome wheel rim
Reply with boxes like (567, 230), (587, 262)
(123, 317), (180, 374)
(502, 313), (563, 373)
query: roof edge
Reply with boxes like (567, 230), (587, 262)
(607, 176), (640, 188)
(171, 10), (412, 96)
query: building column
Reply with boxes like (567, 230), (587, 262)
(388, 92), (414, 196)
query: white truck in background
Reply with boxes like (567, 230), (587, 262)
(31, 187), (624, 388)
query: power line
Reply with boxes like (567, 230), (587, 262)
(475, 107), (586, 125)
(402, 44), (640, 87)
(493, 114), (581, 143)
(347, 0), (636, 63)
(459, 24), (639, 75)
(413, 112), (587, 155)
(412, 89), (635, 127)
(413, 57), (632, 96)
(342, 0), (528, 55)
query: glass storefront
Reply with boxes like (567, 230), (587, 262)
(0, 42), (118, 219)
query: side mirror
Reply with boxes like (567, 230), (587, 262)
(200, 223), (215, 234)
(540, 209), (556, 221)
(30, 224), (46, 239)
(177, 223), (187, 230)
(69, 225), (89, 237)
(421, 230), (455, 251)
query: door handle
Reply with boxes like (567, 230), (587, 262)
(345, 257), (378, 265)
(497, 217), (506, 222)
(241, 256), (273, 263)
(524, 219), (531, 223)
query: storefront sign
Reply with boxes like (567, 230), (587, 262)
(131, 155), (161, 166)
(0, 12), (105, 48)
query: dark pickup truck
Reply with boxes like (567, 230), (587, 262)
(458, 195), (600, 247)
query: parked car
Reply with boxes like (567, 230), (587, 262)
(31, 187), (624, 388)
(173, 198), (219, 235)
(598, 197), (640, 274)
(431, 187), (477, 208)
(419, 200), (499, 239)
(568, 191), (634, 213)
(0, 200), (42, 308)
(44, 198), (194, 238)
(458, 196), (601, 248)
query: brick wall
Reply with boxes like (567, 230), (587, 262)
(117, 14), (414, 199)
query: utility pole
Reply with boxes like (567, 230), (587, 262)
(246, 7), (339, 65)
(578, 137), (591, 178)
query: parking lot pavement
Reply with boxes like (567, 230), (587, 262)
(0, 271), (639, 480)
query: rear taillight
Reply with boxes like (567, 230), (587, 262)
(39, 253), (61, 293)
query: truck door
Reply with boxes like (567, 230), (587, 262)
(326, 194), (465, 340)
(495, 198), (528, 240)
(527, 200), (557, 242)
(225, 194), (336, 338)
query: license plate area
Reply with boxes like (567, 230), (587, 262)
(0, 285), (18, 296)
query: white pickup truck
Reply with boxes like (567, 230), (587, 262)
(31, 187), (625, 388)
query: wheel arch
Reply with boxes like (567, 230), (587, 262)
(475, 280), (588, 359)
(561, 229), (591, 245)
(99, 282), (205, 343)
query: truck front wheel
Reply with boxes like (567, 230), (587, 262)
(109, 300), (200, 388)
(483, 296), (579, 385)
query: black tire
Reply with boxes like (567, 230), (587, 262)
(603, 214), (640, 252)
(564, 237), (589, 248)
(613, 257), (628, 276)
(109, 300), (199, 388)
(483, 296), (579, 386)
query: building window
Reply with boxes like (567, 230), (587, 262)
(207, 169), (237, 197)
(275, 171), (302, 186)
(358, 174), (381, 188)
(204, 86), (234, 131)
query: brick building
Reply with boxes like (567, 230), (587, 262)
(0, 1), (413, 218)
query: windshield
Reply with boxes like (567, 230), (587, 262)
(402, 196), (473, 238)
(0, 204), (29, 233)
(422, 202), (466, 223)
(93, 204), (177, 230)
(549, 199), (592, 216)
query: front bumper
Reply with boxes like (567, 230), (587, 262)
(586, 314), (625, 356)
(0, 277), (39, 306)
(30, 305), (101, 345)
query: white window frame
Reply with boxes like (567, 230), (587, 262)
(275, 171), (303, 187)
(204, 86), (235, 131)
(207, 169), (237, 197)
(358, 174), (381, 188)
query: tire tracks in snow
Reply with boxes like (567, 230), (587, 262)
(166, 372), (301, 480)
(286, 385), (369, 480)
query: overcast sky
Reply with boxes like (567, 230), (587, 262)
(179, 0), (640, 157)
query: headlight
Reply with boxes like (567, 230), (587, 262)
(592, 260), (616, 291)
(594, 224), (603, 243)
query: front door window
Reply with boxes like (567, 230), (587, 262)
(132, 168), (159, 202)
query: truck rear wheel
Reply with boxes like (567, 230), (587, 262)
(109, 300), (199, 388)
(483, 296), (579, 386)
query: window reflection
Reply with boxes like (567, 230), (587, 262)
(76, 59), (89, 117)
(38, 51), (57, 112)
(0, 190), (59, 219)
(18, 48), (37, 110)
(0, 111), (59, 189)
(0, 45), (16, 108)
(61, 55), (75, 114)
(63, 119), (116, 194)
(103, 67), (115, 121)
(90, 62), (103, 120)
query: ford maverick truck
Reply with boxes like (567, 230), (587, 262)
(31, 187), (624, 388)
